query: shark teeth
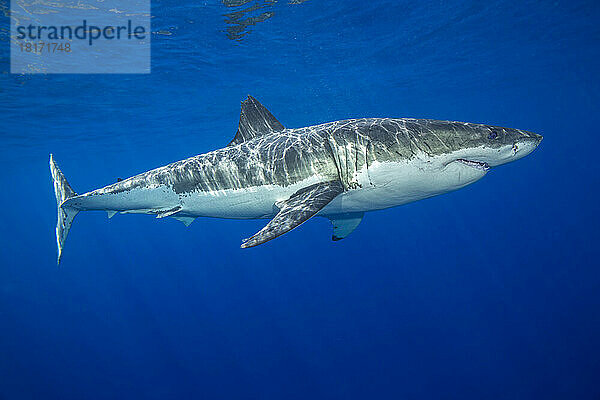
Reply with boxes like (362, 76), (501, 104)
(456, 159), (490, 171)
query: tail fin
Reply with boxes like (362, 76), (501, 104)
(49, 154), (79, 265)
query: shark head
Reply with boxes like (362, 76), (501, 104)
(369, 119), (542, 173)
(333, 119), (544, 208)
(438, 122), (543, 170)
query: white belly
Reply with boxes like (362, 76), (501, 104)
(321, 159), (488, 215)
(179, 159), (486, 219)
(180, 175), (325, 219)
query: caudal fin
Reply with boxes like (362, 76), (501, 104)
(49, 154), (79, 265)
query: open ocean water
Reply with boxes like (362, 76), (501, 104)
(1, 1), (600, 399)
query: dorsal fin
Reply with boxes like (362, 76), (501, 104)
(228, 96), (285, 146)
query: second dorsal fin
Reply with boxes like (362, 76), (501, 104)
(228, 95), (285, 146)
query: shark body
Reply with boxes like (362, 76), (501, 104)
(50, 96), (542, 263)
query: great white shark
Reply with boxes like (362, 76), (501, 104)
(50, 96), (542, 264)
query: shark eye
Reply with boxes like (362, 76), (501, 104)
(488, 130), (498, 140)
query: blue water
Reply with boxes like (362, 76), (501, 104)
(1, 1), (599, 398)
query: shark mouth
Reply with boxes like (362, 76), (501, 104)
(456, 159), (490, 171)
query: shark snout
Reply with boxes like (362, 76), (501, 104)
(476, 130), (543, 167)
(523, 130), (543, 145)
(512, 132), (542, 160)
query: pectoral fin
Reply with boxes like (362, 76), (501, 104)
(328, 212), (364, 241)
(241, 181), (343, 248)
